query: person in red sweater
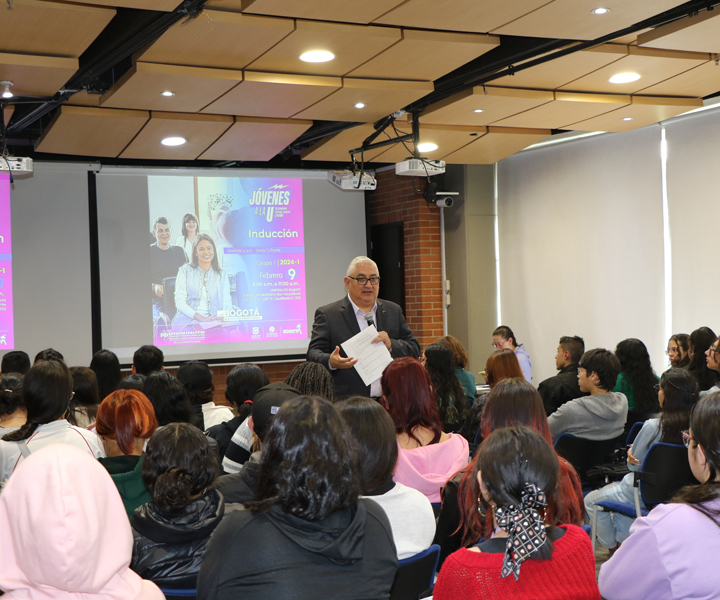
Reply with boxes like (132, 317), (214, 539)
(433, 427), (600, 600)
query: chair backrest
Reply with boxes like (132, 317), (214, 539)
(621, 409), (657, 445)
(159, 589), (196, 600)
(554, 434), (618, 481)
(626, 421), (645, 448)
(390, 544), (441, 600)
(639, 442), (696, 507)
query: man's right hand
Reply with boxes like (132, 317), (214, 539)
(329, 346), (358, 370)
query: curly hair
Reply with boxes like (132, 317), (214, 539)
(285, 362), (334, 402)
(436, 335), (469, 369)
(614, 339), (659, 411)
(423, 343), (466, 426)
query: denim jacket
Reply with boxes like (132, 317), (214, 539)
(173, 264), (233, 328)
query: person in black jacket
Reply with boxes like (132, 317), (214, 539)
(131, 423), (237, 589)
(538, 335), (589, 416)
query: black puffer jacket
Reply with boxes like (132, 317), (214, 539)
(131, 489), (236, 589)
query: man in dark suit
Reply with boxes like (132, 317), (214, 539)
(307, 256), (420, 398)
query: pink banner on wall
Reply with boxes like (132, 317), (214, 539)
(0, 173), (13, 349)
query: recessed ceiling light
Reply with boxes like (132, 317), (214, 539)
(591, 7), (610, 14)
(609, 72), (641, 84)
(622, 117), (634, 121)
(354, 102), (366, 109)
(473, 109), (485, 113)
(0, 81), (13, 99)
(161, 91), (175, 97)
(417, 143), (438, 153)
(299, 50), (335, 63)
(161, 137), (187, 147)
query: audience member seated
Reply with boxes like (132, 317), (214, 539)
(433, 427), (600, 600)
(382, 358), (469, 503)
(90, 348), (122, 401)
(423, 343), (467, 432)
(96, 390), (159, 520)
(0, 350), (30, 375)
(119, 373), (147, 391)
(133, 345), (165, 377)
(131, 423), (231, 589)
(206, 363), (269, 457)
(33, 347), (64, 364)
(538, 335), (588, 416)
(492, 325), (532, 382)
(701, 335), (720, 397)
(585, 367), (698, 552)
(68, 366), (101, 428)
(599, 391), (720, 599)
(458, 348), (523, 443)
(197, 396), (398, 600)
(143, 371), (194, 428)
(218, 382), (299, 484)
(177, 361), (233, 430)
(437, 335), (476, 403)
(667, 333), (690, 369)
(0, 445), (164, 600)
(688, 326), (719, 392)
(0, 360), (104, 485)
(284, 361), (334, 402)
(548, 348), (627, 442)
(0, 374), (25, 434)
(337, 396), (436, 559)
(439, 378), (584, 567)
(612, 338), (660, 412)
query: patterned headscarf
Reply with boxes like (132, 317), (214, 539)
(495, 482), (548, 581)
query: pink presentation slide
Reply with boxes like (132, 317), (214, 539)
(0, 173), (13, 349)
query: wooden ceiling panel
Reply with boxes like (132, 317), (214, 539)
(211, 0), (406, 23)
(638, 10), (720, 54)
(199, 116), (312, 161)
(56, 0), (180, 9)
(0, 53), (77, 97)
(120, 112), (233, 160)
(420, 87), (554, 126)
(301, 124), (381, 162)
(371, 123), (488, 164)
(493, 0), (689, 41)
(201, 71), (340, 118)
(637, 61), (720, 98)
(293, 78), (433, 122)
(372, 0), (550, 34)
(138, 10), (294, 69)
(101, 63), (242, 112)
(348, 29), (499, 81)
(559, 46), (709, 94)
(492, 45), (627, 89)
(246, 20), (401, 77)
(565, 96), (702, 132)
(35, 106), (148, 157)
(0, 0), (115, 58)
(491, 92), (630, 129)
(441, 126), (552, 164)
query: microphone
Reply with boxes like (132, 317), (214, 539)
(364, 312), (375, 328)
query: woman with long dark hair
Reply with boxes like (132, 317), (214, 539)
(382, 357), (469, 502)
(67, 366), (101, 427)
(667, 333), (690, 369)
(89, 348), (121, 401)
(599, 391), (720, 599)
(434, 427), (599, 600)
(586, 368), (699, 552)
(423, 342), (467, 432)
(688, 327), (719, 392)
(176, 213), (200, 261)
(613, 338), (659, 411)
(437, 335), (476, 402)
(197, 396), (398, 600)
(702, 335), (720, 397)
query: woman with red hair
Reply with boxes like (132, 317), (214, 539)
(96, 389), (159, 519)
(382, 358), (469, 503)
(435, 378), (584, 567)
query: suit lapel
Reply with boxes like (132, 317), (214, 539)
(341, 298), (362, 336)
(375, 299), (386, 332)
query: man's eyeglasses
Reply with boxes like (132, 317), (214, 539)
(682, 429), (694, 449)
(347, 276), (380, 286)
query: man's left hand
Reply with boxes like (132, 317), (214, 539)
(372, 331), (392, 351)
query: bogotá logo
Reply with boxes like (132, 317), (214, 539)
(282, 324), (302, 334)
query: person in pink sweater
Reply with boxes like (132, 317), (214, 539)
(434, 427), (600, 600)
(381, 358), (469, 503)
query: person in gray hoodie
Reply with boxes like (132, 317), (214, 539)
(548, 348), (627, 442)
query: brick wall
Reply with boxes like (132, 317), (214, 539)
(366, 169), (444, 350)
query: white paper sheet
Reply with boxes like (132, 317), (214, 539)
(341, 325), (393, 386)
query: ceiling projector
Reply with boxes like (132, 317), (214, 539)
(328, 169), (377, 191)
(395, 159), (445, 177)
(0, 157), (33, 174)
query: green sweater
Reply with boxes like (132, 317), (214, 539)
(612, 372), (660, 411)
(98, 454), (152, 520)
